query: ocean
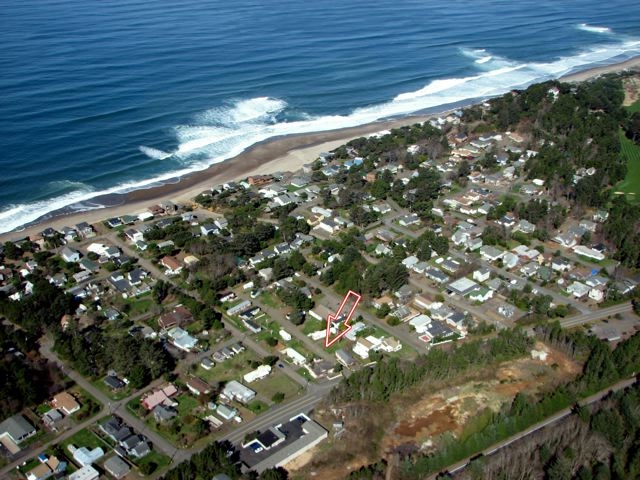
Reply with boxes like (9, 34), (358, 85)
(1, 0), (639, 233)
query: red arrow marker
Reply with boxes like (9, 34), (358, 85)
(325, 290), (362, 348)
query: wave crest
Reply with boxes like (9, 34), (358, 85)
(577, 23), (613, 34)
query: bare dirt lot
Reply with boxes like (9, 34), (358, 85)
(623, 74), (640, 106)
(292, 342), (581, 480)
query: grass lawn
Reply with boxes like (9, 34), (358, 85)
(223, 314), (246, 332)
(259, 291), (281, 309)
(124, 296), (154, 317)
(134, 450), (171, 473)
(616, 130), (640, 202)
(196, 349), (260, 384)
(175, 394), (199, 417)
(251, 372), (302, 401)
(247, 400), (269, 414)
(18, 457), (41, 475)
(302, 318), (325, 335)
(69, 385), (102, 422)
(61, 427), (110, 451)
(627, 99), (640, 114)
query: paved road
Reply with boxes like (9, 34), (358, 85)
(434, 375), (638, 479)
(559, 302), (632, 328)
(222, 378), (340, 445)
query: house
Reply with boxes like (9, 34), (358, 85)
(473, 267), (491, 283)
(552, 257), (572, 272)
(153, 404), (178, 423)
(409, 314), (432, 334)
(317, 219), (340, 235)
(68, 444), (104, 467)
(401, 255), (419, 269)
(573, 245), (605, 261)
(353, 338), (375, 359)
(501, 251), (518, 269)
(200, 224), (219, 236)
(553, 232), (577, 248)
(221, 380), (256, 404)
(425, 267), (450, 284)
(514, 219), (536, 234)
(0, 414), (36, 445)
(42, 409), (64, 429)
(335, 349), (357, 368)
(398, 213), (420, 227)
(120, 434), (150, 458)
(75, 222), (95, 238)
(68, 465), (99, 480)
(520, 261), (540, 277)
(380, 337), (402, 352)
(104, 455), (130, 479)
(465, 237), (483, 252)
(25, 455), (66, 480)
(244, 365), (272, 383)
(141, 384), (178, 410)
(99, 417), (131, 443)
(201, 358), (214, 370)
(51, 392), (80, 415)
(284, 347), (307, 366)
(168, 327), (198, 352)
(589, 286), (605, 303)
(567, 281), (590, 299)
(160, 256), (183, 275)
(61, 246), (81, 263)
(103, 375), (126, 391)
(124, 228), (144, 243)
(479, 245), (504, 262)
(468, 286), (493, 303)
(158, 305), (193, 330)
(447, 277), (479, 296)
(187, 377), (212, 396)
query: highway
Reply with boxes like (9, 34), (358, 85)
(559, 302), (632, 328)
(433, 375), (638, 479)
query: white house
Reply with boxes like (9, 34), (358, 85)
(573, 245), (605, 261)
(61, 247), (81, 263)
(284, 347), (307, 366)
(243, 365), (271, 383)
(473, 267), (491, 283)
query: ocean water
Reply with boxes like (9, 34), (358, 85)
(1, 0), (639, 233)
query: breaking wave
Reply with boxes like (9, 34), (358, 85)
(578, 23), (614, 35)
(139, 145), (172, 160)
(2, 28), (640, 234)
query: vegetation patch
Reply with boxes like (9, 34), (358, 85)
(616, 130), (640, 201)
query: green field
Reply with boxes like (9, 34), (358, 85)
(61, 427), (110, 451)
(251, 372), (302, 401)
(195, 349), (260, 384)
(616, 131), (640, 202)
(627, 99), (640, 114)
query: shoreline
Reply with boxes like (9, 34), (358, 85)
(3, 55), (640, 242)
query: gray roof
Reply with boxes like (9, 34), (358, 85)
(242, 416), (328, 473)
(104, 455), (130, 478)
(0, 414), (35, 443)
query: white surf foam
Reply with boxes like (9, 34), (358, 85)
(139, 145), (172, 160)
(3, 32), (640, 234)
(578, 23), (613, 35)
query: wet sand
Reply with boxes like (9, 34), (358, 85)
(3, 55), (639, 242)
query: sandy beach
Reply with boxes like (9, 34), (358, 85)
(2, 55), (639, 243)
